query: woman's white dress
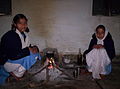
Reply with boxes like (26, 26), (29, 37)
(86, 31), (111, 79)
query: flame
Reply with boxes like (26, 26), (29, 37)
(47, 57), (54, 69)
(48, 65), (53, 69)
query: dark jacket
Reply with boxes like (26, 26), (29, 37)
(83, 32), (115, 60)
(0, 30), (30, 65)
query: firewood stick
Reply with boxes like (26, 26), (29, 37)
(55, 65), (75, 80)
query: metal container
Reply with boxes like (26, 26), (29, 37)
(73, 69), (77, 78)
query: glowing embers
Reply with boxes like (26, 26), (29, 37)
(31, 51), (74, 82)
(47, 57), (55, 69)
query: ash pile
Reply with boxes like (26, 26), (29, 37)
(28, 48), (75, 82)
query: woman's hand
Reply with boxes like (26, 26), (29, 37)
(93, 44), (104, 49)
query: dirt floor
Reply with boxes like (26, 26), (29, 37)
(0, 56), (120, 89)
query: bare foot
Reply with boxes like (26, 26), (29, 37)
(100, 74), (105, 79)
(82, 69), (92, 75)
(10, 72), (23, 81)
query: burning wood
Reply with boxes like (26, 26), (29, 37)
(47, 58), (55, 69)
(30, 51), (74, 82)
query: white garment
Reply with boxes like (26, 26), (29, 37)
(86, 30), (111, 79)
(15, 29), (30, 48)
(4, 63), (26, 77)
(86, 48), (111, 79)
(4, 29), (30, 77)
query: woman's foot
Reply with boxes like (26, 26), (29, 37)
(10, 72), (23, 81)
(83, 69), (92, 75)
(100, 74), (105, 79)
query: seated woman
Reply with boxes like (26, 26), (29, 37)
(83, 25), (115, 79)
(0, 14), (41, 85)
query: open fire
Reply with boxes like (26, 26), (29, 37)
(47, 57), (55, 69)
(30, 51), (74, 82)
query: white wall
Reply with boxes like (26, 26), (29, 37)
(0, 0), (120, 55)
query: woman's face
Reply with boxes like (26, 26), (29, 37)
(96, 28), (105, 39)
(15, 18), (27, 32)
